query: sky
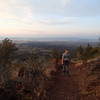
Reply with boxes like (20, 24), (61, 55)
(0, 0), (100, 39)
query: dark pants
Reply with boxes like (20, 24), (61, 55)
(63, 60), (70, 73)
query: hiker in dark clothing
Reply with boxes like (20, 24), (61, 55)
(62, 49), (71, 74)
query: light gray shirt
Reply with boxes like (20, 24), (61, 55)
(62, 53), (70, 61)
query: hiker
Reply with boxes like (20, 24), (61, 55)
(62, 49), (71, 74)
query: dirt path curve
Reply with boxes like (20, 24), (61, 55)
(47, 65), (81, 100)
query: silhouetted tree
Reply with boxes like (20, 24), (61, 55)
(0, 38), (17, 83)
(76, 44), (98, 64)
(76, 45), (84, 59)
(99, 37), (100, 47)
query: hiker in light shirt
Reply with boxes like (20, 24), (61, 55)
(62, 49), (71, 74)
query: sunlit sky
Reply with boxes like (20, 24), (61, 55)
(0, 0), (100, 39)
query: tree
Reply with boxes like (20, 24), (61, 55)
(98, 37), (100, 47)
(76, 44), (98, 64)
(0, 38), (17, 62)
(76, 45), (84, 59)
(0, 38), (18, 83)
(85, 44), (93, 59)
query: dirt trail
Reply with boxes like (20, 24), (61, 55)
(47, 65), (81, 100)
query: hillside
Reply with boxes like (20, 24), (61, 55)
(0, 38), (100, 100)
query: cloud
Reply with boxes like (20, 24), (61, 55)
(38, 17), (78, 25)
(0, 0), (71, 19)
(0, 0), (99, 23)
(0, 0), (73, 26)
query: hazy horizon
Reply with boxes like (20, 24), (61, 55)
(0, 35), (99, 42)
